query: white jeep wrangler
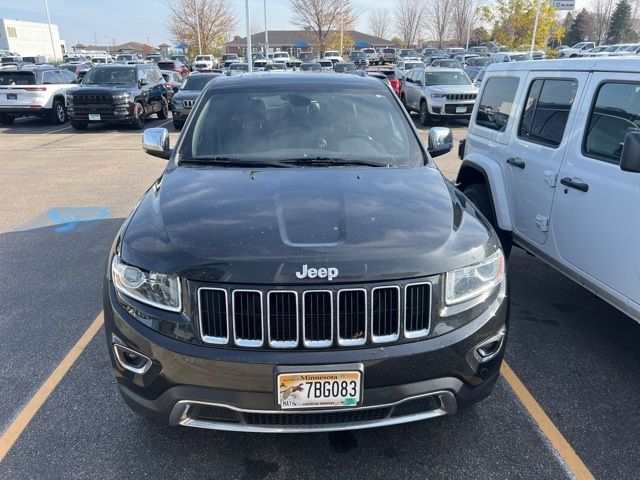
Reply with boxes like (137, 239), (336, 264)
(457, 58), (640, 323)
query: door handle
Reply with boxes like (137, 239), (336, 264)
(506, 157), (526, 169)
(560, 177), (589, 192)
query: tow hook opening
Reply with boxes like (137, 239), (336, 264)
(112, 337), (152, 374)
(474, 331), (506, 363)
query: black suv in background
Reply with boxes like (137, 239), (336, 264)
(66, 64), (169, 130)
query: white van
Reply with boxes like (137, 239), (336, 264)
(457, 58), (640, 323)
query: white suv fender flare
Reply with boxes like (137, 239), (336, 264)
(456, 153), (513, 232)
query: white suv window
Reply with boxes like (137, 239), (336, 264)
(475, 77), (519, 132)
(518, 79), (578, 148)
(584, 82), (640, 164)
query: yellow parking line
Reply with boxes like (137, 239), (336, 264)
(501, 361), (595, 480)
(0, 312), (104, 462)
(43, 125), (73, 134)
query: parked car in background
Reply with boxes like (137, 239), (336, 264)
(608, 44), (640, 56)
(323, 50), (343, 63)
(318, 59), (334, 71)
(253, 59), (268, 71)
(66, 64), (169, 130)
(115, 53), (142, 63)
(350, 51), (369, 68)
(431, 58), (464, 69)
(160, 70), (184, 95)
(464, 58), (495, 82)
(473, 68), (486, 88)
(468, 46), (490, 55)
(221, 53), (240, 68)
(157, 60), (189, 76)
(0, 66), (76, 125)
(401, 67), (477, 125)
(398, 48), (421, 61)
(458, 57), (640, 324)
(490, 52), (532, 62)
(421, 47), (441, 59)
(444, 47), (466, 58)
(530, 49), (546, 60)
(423, 54), (448, 66)
(298, 52), (316, 63)
(367, 66), (401, 95)
(558, 42), (595, 58)
(362, 48), (381, 65)
(265, 62), (287, 71)
(170, 54), (189, 68)
(286, 58), (302, 70)
(170, 72), (221, 129)
(21, 55), (46, 65)
(59, 61), (93, 77)
(91, 56), (114, 64)
(192, 55), (218, 71)
(1, 55), (23, 64)
(146, 53), (161, 63)
(334, 62), (356, 73)
(379, 47), (397, 64)
(395, 60), (426, 79)
(300, 62), (322, 72)
(580, 45), (609, 57)
(453, 54), (480, 67)
(272, 52), (291, 61)
(227, 63), (249, 76)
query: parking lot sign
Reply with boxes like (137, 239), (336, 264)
(552, 0), (575, 9)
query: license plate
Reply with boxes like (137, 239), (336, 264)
(277, 371), (361, 409)
(456, 106), (467, 113)
(88, 113), (101, 121)
(7, 93), (17, 100)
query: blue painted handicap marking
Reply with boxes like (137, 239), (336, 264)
(13, 207), (111, 233)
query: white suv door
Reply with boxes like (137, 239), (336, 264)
(504, 72), (588, 244)
(552, 73), (640, 311)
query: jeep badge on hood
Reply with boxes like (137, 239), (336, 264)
(295, 264), (339, 281)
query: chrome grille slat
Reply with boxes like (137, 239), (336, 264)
(198, 288), (229, 344)
(183, 99), (195, 108)
(371, 286), (400, 343)
(268, 291), (298, 348)
(404, 283), (432, 338)
(303, 290), (333, 348)
(233, 290), (263, 347)
(337, 289), (367, 346)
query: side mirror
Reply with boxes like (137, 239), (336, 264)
(139, 78), (149, 86)
(142, 128), (171, 159)
(620, 131), (640, 173)
(428, 127), (453, 158)
(415, 79), (423, 86)
(172, 85), (179, 93)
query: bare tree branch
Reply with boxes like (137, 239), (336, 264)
(591, 0), (616, 44)
(289, 0), (358, 53)
(369, 9), (391, 39)
(425, 0), (452, 49)
(394, 0), (425, 47)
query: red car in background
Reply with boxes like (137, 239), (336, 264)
(366, 66), (401, 96)
(158, 60), (189, 77)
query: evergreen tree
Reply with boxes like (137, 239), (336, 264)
(565, 9), (594, 45)
(607, 0), (638, 43)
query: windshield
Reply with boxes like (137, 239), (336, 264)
(352, 52), (366, 58)
(178, 86), (426, 167)
(623, 45), (640, 51)
(222, 54), (238, 60)
(266, 63), (285, 70)
(319, 60), (333, 67)
(81, 67), (136, 84)
(425, 71), (472, 86)
(273, 53), (288, 58)
(400, 50), (418, 56)
(572, 43), (586, 49)
(116, 55), (132, 61)
(466, 57), (495, 66)
(229, 63), (248, 71)
(0, 71), (36, 85)
(437, 60), (463, 68)
(383, 49), (395, 53)
(334, 63), (355, 72)
(510, 53), (532, 61)
(195, 56), (210, 61)
(404, 62), (425, 70)
(301, 63), (321, 71)
(92, 58), (106, 63)
(181, 75), (217, 90)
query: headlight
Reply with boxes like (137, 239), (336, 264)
(431, 92), (446, 98)
(111, 255), (182, 312)
(445, 250), (505, 305)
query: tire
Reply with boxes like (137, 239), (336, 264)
(419, 100), (431, 126)
(172, 118), (183, 130)
(131, 102), (146, 130)
(0, 114), (15, 125)
(401, 94), (408, 111)
(71, 120), (88, 130)
(463, 183), (513, 258)
(47, 99), (67, 125)
(157, 97), (169, 119)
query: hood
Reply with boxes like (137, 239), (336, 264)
(121, 166), (495, 284)
(428, 85), (478, 94)
(69, 84), (134, 94)
(173, 90), (201, 100)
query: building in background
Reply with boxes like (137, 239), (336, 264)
(0, 19), (65, 59)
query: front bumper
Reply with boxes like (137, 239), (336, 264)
(104, 282), (508, 432)
(67, 103), (135, 123)
(428, 99), (475, 117)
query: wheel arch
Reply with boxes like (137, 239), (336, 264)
(456, 156), (513, 231)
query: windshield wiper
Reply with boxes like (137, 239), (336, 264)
(280, 157), (390, 167)
(180, 157), (293, 168)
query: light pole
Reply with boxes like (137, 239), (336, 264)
(340, 0), (344, 57)
(465, 0), (475, 51)
(264, 0), (269, 55)
(195, 0), (202, 55)
(530, 0), (542, 55)
(43, 0), (58, 62)
(245, 0), (253, 72)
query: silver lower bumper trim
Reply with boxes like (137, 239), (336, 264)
(170, 391), (457, 433)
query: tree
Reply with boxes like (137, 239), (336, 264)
(591, 0), (615, 44)
(369, 9), (391, 39)
(564, 9), (594, 45)
(482, 0), (558, 49)
(394, 0), (425, 47)
(290, 0), (358, 54)
(450, 0), (485, 47)
(166, 0), (236, 54)
(472, 26), (490, 44)
(426, 0), (452, 49)
(607, 0), (638, 43)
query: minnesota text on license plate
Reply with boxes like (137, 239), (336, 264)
(278, 371), (361, 409)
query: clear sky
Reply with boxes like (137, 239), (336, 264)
(2, 0), (587, 48)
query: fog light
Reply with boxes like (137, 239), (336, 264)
(474, 331), (505, 363)
(113, 340), (152, 374)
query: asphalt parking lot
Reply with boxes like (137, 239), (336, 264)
(0, 116), (639, 480)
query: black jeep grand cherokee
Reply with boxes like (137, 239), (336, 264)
(104, 73), (508, 432)
(66, 64), (169, 130)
